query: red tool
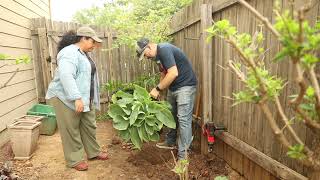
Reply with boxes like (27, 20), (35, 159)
(203, 122), (226, 152)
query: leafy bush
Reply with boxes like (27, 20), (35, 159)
(103, 73), (160, 95)
(107, 84), (176, 149)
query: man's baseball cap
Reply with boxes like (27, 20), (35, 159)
(136, 38), (149, 61)
(77, 26), (103, 43)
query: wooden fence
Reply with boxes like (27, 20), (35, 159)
(170, 0), (320, 179)
(30, 18), (157, 112)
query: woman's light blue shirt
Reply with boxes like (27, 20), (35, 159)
(45, 44), (100, 112)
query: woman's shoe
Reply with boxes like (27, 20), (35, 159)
(73, 161), (88, 171)
(91, 152), (109, 160)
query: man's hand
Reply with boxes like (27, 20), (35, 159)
(150, 88), (160, 100)
(75, 99), (84, 113)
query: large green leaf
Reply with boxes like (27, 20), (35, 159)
(155, 108), (176, 129)
(129, 104), (141, 125)
(145, 123), (155, 135)
(138, 126), (149, 142)
(130, 127), (142, 149)
(153, 122), (163, 131)
(117, 98), (134, 107)
(122, 107), (131, 116)
(137, 111), (146, 119)
(145, 115), (156, 126)
(115, 90), (133, 98)
(111, 94), (118, 104)
(119, 130), (130, 141)
(113, 115), (127, 123)
(108, 104), (126, 119)
(133, 84), (149, 100)
(133, 118), (145, 127)
(149, 132), (160, 142)
(147, 101), (162, 113)
(113, 119), (129, 130)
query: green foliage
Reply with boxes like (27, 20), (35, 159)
(0, 54), (31, 64)
(72, 0), (192, 47)
(207, 20), (284, 105)
(15, 55), (31, 64)
(0, 54), (10, 60)
(172, 159), (189, 179)
(214, 176), (229, 180)
(287, 144), (306, 160)
(273, 10), (320, 68)
(107, 84), (175, 149)
(103, 73), (160, 94)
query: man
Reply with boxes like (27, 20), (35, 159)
(136, 38), (197, 160)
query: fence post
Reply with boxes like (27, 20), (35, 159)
(200, 4), (213, 154)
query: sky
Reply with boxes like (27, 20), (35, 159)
(50, 0), (105, 22)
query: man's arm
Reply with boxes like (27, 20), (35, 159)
(149, 66), (178, 99)
(160, 71), (166, 81)
(158, 66), (178, 90)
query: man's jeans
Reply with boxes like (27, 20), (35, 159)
(165, 86), (196, 159)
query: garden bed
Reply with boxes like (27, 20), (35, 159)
(0, 121), (243, 180)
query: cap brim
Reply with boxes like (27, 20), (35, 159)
(138, 49), (146, 61)
(92, 36), (103, 43)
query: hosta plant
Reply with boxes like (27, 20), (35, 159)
(107, 84), (176, 149)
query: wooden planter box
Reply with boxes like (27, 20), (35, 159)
(8, 120), (41, 160)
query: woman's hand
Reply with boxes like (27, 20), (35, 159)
(75, 99), (84, 113)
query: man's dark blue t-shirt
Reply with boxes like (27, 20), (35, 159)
(155, 43), (197, 91)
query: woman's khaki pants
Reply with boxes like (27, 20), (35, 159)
(48, 97), (100, 167)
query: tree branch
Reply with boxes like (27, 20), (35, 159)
(275, 97), (314, 155)
(309, 67), (320, 120)
(290, 63), (306, 105)
(228, 61), (246, 82)
(258, 102), (291, 148)
(296, 107), (320, 132)
(238, 0), (280, 38)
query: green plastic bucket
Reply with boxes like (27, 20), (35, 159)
(27, 104), (56, 135)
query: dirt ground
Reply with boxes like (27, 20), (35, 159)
(0, 121), (244, 180)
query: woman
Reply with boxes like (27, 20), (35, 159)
(46, 26), (108, 171)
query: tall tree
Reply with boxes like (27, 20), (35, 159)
(72, 0), (192, 47)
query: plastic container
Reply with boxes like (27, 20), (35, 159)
(14, 115), (44, 138)
(27, 104), (56, 135)
(8, 121), (41, 160)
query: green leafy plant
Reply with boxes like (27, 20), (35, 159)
(171, 150), (189, 180)
(103, 73), (160, 95)
(206, 0), (320, 178)
(107, 84), (175, 149)
(172, 159), (189, 180)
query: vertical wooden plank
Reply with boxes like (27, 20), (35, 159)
(263, 0), (274, 159)
(37, 27), (51, 103)
(200, 3), (213, 154)
(231, 148), (243, 175)
(243, 155), (250, 179)
(31, 20), (46, 103)
(253, 164), (263, 180)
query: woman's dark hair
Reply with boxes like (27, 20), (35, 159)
(57, 30), (82, 52)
